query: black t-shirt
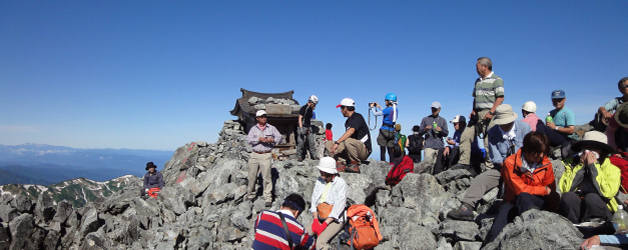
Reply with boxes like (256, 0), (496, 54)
(345, 112), (372, 153)
(299, 104), (314, 127)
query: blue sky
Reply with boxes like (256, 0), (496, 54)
(1, 1), (627, 151)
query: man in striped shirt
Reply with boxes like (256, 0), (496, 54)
(253, 193), (315, 250)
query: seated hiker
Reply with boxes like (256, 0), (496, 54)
(484, 132), (556, 243)
(559, 131), (621, 224)
(448, 104), (531, 221)
(395, 124), (407, 153)
(433, 115), (466, 175)
(326, 98), (372, 172)
(369, 93), (399, 162)
(385, 144), (414, 186)
(407, 125), (424, 163)
(142, 162), (164, 197)
(608, 103), (628, 151)
(581, 233), (628, 250)
(595, 77), (628, 132)
(252, 193), (315, 250)
(522, 100), (570, 157)
(546, 89), (579, 142)
(308, 157), (348, 250)
(419, 101), (449, 167)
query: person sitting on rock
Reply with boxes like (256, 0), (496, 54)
(448, 104), (531, 221)
(369, 93), (399, 162)
(559, 131), (621, 224)
(252, 193), (316, 250)
(484, 132), (555, 243)
(326, 98), (372, 172)
(297, 95), (320, 161)
(594, 77), (628, 132)
(581, 232), (628, 249)
(385, 144), (414, 186)
(308, 157), (348, 250)
(407, 125), (424, 163)
(433, 115), (466, 175)
(142, 162), (164, 197)
(246, 110), (283, 207)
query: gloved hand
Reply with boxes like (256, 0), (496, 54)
(311, 220), (329, 235)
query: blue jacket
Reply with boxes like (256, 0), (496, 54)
(487, 120), (531, 167)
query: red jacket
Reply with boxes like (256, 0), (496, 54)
(502, 149), (554, 202)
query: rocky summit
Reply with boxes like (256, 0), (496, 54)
(0, 120), (584, 249)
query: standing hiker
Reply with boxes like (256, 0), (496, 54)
(326, 98), (372, 172)
(369, 93), (398, 162)
(246, 110), (283, 207)
(419, 101), (448, 167)
(458, 57), (505, 169)
(298, 95), (320, 161)
(407, 125), (424, 163)
(142, 162), (164, 197)
(308, 157), (348, 250)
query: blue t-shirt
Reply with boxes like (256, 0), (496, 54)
(550, 107), (578, 140)
(381, 106), (398, 131)
(448, 130), (462, 148)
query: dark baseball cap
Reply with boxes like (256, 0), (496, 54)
(551, 90), (565, 99)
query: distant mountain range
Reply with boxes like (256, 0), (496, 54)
(0, 143), (172, 185)
(0, 175), (141, 207)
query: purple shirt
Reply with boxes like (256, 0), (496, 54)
(247, 123), (283, 153)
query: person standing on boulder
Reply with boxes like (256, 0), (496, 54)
(252, 193), (316, 250)
(246, 110), (283, 207)
(458, 57), (505, 169)
(448, 104), (531, 221)
(298, 95), (320, 161)
(369, 93), (398, 162)
(308, 157), (348, 250)
(418, 101), (449, 167)
(326, 98), (372, 172)
(142, 162), (164, 197)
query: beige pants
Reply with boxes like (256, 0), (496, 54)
(458, 109), (495, 167)
(325, 138), (368, 164)
(247, 152), (273, 202)
(423, 148), (439, 166)
(306, 220), (344, 250)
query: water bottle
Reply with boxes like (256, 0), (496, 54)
(432, 121), (438, 131)
(545, 113), (553, 123)
(612, 205), (628, 233)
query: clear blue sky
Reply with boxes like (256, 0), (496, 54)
(1, 1), (627, 151)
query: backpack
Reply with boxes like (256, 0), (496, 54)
(385, 156), (414, 186)
(407, 134), (423, 154)
(345, 205), (382, 250)
(610, 152), (628, 193)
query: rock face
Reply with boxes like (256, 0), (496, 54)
(0, 120), (587, 249)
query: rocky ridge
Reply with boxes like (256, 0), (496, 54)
(0, 120), (584, 249)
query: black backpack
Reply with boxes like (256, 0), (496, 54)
(407, 134), (423, 154)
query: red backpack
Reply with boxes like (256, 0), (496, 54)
(610, 152), (628, 193)
(385, 156), (414, 186)
(345, 205), (382, 250)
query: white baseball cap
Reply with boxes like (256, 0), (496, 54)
(522, 101), (537, 113)
(451, 115), (461, 123)
(255, 110), (267, 117)
(431, 101), (441, 109)
(336, 98), (355, 108)
(316, 157), (338, 174)
(309, 95), (319, 104)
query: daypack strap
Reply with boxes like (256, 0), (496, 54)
(277, 212), (294, 250)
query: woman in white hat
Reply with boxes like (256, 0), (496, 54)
(558, 131), (621, 224)
(308, 157), (348, 250)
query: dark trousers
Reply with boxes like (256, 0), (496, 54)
(380, 146), (393, 162)
(536, 122), (568, 147)
(485, 193), (545, 243)
(408, 151), (421, 163)
(433, 147), (460, 175)
(559, 192), (612, 223)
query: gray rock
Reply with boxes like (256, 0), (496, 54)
(0, 223), (9, 250)
(453, 241), (481, 250)
(398, 224), (437, 250)
(438, 220), (480, 241)
(11, 195), (32, 213)
(414, 161), (433, 174)
(0, 205), (18, 223)
(436, 237), (454, 250)
(53, 201), (73, 224)
(435, 169), (473, 184)
(9, 213), (44, 250)
(80, 208), (104, 237)
(34, 193), (56, 222)
(43, 229), (61, 249)
(482, 210), (583, 250)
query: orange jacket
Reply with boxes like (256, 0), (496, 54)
(502, 149), (555, 202)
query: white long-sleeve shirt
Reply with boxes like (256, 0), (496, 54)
(309, 176), (348, 222)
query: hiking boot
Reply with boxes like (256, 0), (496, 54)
(336, 162), (347, 172)
(447, 203), (475, 221)
(246, 193), (256, 201)
(344, 161), (361, 173)
(264, 201), (272, 207)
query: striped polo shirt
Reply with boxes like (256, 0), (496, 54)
(472, 72), (505, 110)
(252, 210), (315, 250)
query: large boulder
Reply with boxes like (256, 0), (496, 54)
(482, 210), (583, 250)
(8, 214), (45, 250)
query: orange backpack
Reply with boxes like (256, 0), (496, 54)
(345, 205), (382, 249)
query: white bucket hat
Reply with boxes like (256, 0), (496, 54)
(493, 104), (518, 125)
(316, 157), (337, 174)
(522, 101), (537, 113)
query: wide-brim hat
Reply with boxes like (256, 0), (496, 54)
(315, 157), (337, 174)
(493, 104), (518, 125)
(615, 103), (628, 129)
(572, 131), (615, 156)
(146, 162), (157, 170)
